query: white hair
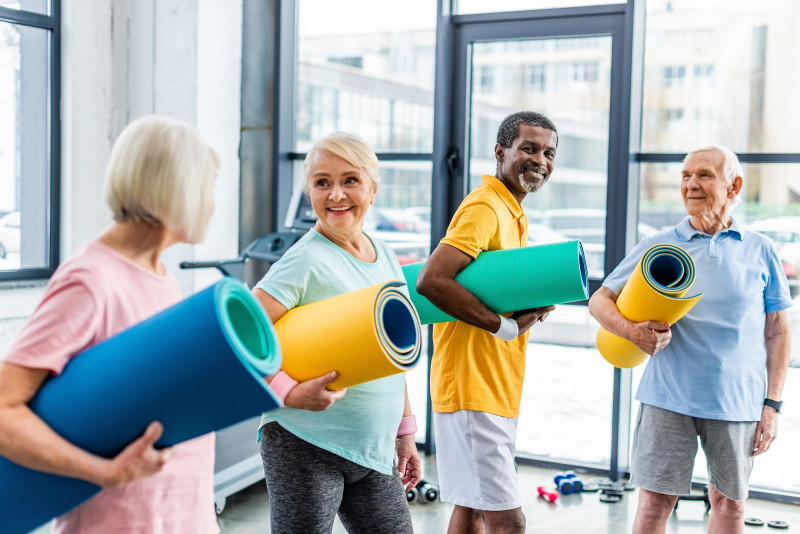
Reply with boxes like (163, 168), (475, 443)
(683, 145), (743, 207)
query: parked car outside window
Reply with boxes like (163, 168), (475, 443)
(0, 211), (20, 259)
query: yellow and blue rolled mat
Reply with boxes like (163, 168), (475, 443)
(0, 278), (282, 534)
(402, 240), (589, 325)
(276, 280), (422, 389)
(597, 243), (703, 368)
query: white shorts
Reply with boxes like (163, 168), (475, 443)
(433, 410), (520, 511)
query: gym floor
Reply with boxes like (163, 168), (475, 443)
(213, 454), (800, 533)
(28, 454), (799, 533)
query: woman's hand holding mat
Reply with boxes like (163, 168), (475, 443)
(274, 281), (422, 389)
(0, 278), (282, 534)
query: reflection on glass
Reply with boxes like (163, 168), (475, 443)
(464, 36), (614, 468)
(407, 327), (429, 443)
(295, 0), (436, 153)
(635, 162), (800, 494)
(0, 22), (50, 272)
(456, 0), (625, 15)
(642, 0), (800, 152)
(0, 1), (48, 15)
(468, 36), (612, 279)
(519, 307), (612, 466)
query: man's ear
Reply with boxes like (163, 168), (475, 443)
(729, 175), (743, 198)
(494, 143), (504, 162)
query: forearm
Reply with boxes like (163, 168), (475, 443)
(0, 404), (109, 485)
(402, 382), (414, 417)
(419, 278), (501, 331)
(764, 311), (791, 400)
(588, 288), (630, 338)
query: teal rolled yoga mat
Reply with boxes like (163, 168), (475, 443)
(0, 278), (281, 534)
(403, 240), (589, 324)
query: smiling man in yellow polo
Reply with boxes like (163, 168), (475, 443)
(416, 111), (558, 534)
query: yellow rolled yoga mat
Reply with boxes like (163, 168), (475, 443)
(275, 281), (422, 389)
(597, 243), (703, 368)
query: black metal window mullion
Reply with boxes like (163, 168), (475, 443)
(0, 1), (60, 283)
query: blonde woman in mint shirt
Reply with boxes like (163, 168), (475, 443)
(252, 132), (420, 534)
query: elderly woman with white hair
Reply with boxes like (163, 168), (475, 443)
(589, 146), (792, 534)
(0, 115), (221, 533)
(253, 132), (420, 534)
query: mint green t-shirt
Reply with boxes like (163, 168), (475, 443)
(254, 229), (407, 474)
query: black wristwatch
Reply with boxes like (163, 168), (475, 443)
(764, 398), (783, 414)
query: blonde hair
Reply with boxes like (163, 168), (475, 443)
(104, 115), (219, 243)
(303, 132), (380, 194)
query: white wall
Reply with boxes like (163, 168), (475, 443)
(0, 0), (243, 333)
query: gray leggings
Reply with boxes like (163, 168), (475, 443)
(259, 422), (414, 534)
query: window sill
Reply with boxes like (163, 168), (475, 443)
(0, 281), (47, 320)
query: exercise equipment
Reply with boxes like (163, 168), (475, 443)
(767, 520), (789, 529)
(275, 281), (421, 389)
(554, 470), (584, 495)
(596, 243), (702, 368)
(402, 240), (589, 324)
(673, 485), (711, 513)
(417, 480), (440, 503)
(745, 517), (765, 526)
(537, 486), (559, 503)
(406, 486), (419, 504)
(0, 278), (282, 534)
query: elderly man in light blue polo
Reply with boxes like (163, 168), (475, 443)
(589, 145), (792, 534)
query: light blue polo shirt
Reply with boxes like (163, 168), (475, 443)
(254, 229), (406, 475)
(602, 216), (793, 421)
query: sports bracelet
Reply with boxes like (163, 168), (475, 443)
(397, 415), (417, 437)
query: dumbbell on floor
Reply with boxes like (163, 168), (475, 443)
(406, 479), (440, 504)
(554, 470), (584, 495)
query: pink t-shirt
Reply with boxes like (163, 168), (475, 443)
(3, 240), (218, 534)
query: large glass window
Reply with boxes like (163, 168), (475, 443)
(0, 3), (58, 279)
(294, 0), (437, 442)
(465, 34), (614, 466)
(469, 36), (612, 281)
(641, 0), (800, 153)
(456, 0), (625, 15)
(637, 162), (800, 494)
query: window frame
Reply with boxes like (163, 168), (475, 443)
(0, 2), (61, 283)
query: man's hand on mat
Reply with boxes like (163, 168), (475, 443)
(627, 321), (672, 355)
(101, 421), (172, 488)
(396, 434), (421, 489)
(752, 408), (778, 456)
(512, 305), (556, 336)
(284, 372), (347, 411)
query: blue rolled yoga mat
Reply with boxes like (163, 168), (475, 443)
(403, 240), (589, 324)
(0, 278), (282, 534)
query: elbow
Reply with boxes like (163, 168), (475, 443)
(415, 269), (432, 298)
(587, 293), (601, 320)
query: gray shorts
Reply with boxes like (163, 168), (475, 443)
(259, 422), (414, 534)
(631, 403), (757, 501)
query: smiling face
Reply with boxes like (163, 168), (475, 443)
(680, 150), (740, 223)
(495, 124), (558, 203)
(307, 149), (376, 237)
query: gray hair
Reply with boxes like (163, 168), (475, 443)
(683, 145), (743, 207)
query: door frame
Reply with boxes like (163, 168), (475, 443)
(431, 2), (637, 479)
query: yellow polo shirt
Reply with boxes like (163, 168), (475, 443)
(430, 175), (530, 418)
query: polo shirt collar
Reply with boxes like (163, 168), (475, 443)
(483, 174), (524, 219)
(675, 215), (745, 241)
